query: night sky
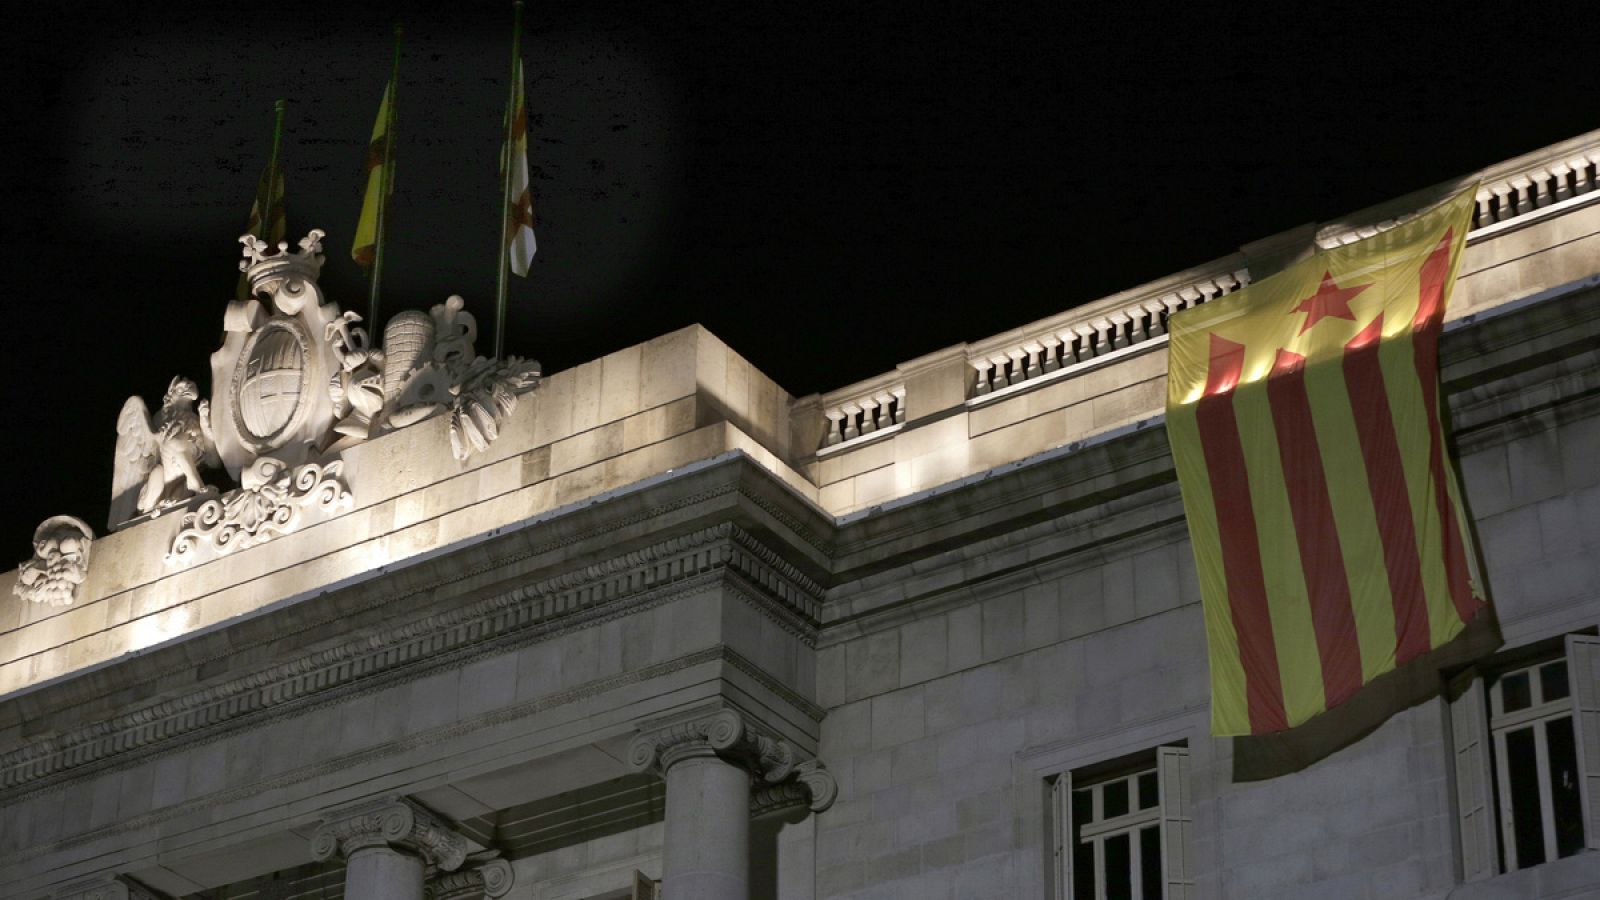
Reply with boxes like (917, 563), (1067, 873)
(0, 1), (1593, 550)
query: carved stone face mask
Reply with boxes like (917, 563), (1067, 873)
(15, 516), (94, 607)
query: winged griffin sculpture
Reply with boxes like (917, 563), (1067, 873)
(111, 376), (219, 525)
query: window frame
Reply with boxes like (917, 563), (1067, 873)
(1449, 632), (1600, 882)
(1051, 744), (1191, 900)
(1486, 656), (1578, 870)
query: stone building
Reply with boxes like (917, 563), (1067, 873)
(1, 129), (1597, 900)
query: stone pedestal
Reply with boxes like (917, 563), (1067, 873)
(309, 797), (469, 900)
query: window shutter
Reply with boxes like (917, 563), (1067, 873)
(1157, 746), (1193, 900)
(1448, 670), (1497, 880)
(1052, 772), (1073, 900)
(1567, 634), (1600, 852)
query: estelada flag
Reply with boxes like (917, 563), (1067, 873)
(352, 80), (394, 269)
(502, 57), (537, 276)
(1166, 188), (1488, 737)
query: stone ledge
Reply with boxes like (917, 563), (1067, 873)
(0, 520), (821, 799)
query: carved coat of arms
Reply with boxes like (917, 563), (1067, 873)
(102, 228), (541, 567)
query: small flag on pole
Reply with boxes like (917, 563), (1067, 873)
(237, 100), (288, 300)
(494, 1), (531, 360)
(352, 79), (395, 271)
(1165, 187), (1488, 737)
(504, 56), (537, 277)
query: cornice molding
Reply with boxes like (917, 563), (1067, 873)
(0, 524), (820, 798)
(309, 796), (469, 871)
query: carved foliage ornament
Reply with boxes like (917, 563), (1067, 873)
(14, 516), (93, 607)
(166, 456), (351, 564)
(309, 797), (469, 871)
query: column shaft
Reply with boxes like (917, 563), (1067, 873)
(344, 845), (426, 900)
(662, 755), (752, 900)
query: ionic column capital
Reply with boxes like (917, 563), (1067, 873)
(309, 797), (470, 872)
(426, 858), (515, 900)
(750, 758), (838, 817)
(626, 707), (795, 782)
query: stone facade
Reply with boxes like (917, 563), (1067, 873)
(1, 131), (1598, 899)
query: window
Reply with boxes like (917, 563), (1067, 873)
(1051, 746), (1192, 900)
(1450, 634), (1600, 881)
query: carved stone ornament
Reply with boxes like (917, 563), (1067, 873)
(110, 375), (221, 528)
(166, 456), (351, 565)
(14, 515), (93, 607)
(100, 227), (541, 534)
(209, 230), (344, 479)
(309, 796), (470, 871)
(750, 760), (838, 817)
(626, 708), (796, 782)
(426, 857), (515, 900)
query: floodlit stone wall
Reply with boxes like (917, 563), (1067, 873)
(0, 130), (1596, 900)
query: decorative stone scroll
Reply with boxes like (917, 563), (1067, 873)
(426, 857), (515, 900)
(309, 796), (470, 872)
(14, 516), (93, 607)
(166, 456), (351, 564)
(626, 708), (796, 783)
(750, 759), (838, 817)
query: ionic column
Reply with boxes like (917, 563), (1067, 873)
(627, 709), (797, 900)
(752, 760), (838, 900)
(310, 797), (470, 900)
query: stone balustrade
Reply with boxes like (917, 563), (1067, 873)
(819, 383), (905, 449)
(799, 129), (1600, 457)
(968, 268), (1249, 399)
(1321, 134), (1600, 248)
(1471, 147), (1597, 227)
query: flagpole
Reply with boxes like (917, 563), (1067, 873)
(494, 1), (524, 361)
(370, 24), (402, 331)
(265, 99), (286, 237)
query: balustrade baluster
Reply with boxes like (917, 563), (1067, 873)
(823, 410), (845, 446)
(840, 402), (860, 442)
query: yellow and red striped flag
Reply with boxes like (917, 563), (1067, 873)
(1166, 188), (1489, 737)
(502, 57), (537, 275)
(352, 80), (394, 269)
